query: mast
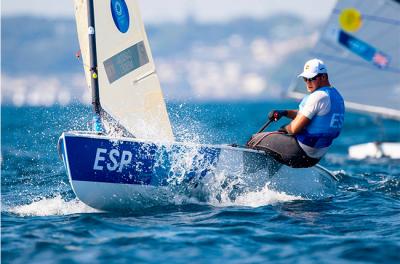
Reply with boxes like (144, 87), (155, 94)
(87, 0), (101, 115)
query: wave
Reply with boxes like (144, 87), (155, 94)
(7, 194), (100, 217)
(6, 180), (302, 216)
(209, 183), (303, 207)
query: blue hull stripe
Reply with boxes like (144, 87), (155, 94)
(63, 136), (220, 186)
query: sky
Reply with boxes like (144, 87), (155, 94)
(2, 0), (337, 23)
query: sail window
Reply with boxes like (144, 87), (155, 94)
(103, 41), (149, 83)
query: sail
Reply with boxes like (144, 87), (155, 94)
(73, 0), (174, 141)
(74, 0), (91, 88)
(288, 0), (400, 120)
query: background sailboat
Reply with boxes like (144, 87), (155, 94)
(288, 0), (400, 159)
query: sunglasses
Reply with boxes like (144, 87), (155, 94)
(303, 74), (320, 82)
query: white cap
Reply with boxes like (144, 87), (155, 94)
(297, 58), (328, 78)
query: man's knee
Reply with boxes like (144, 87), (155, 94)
(246, 132), (270, 149)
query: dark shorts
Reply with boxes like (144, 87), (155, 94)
(247, 132), (320, 168)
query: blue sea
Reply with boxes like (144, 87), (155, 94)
(2, 101), (400, 263)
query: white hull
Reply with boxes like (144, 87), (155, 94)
(348, 142), (400, 159)
(59, 131), (338, 212)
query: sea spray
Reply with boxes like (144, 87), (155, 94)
(8, 195), (99, 217)
(152, 142), (302, 208)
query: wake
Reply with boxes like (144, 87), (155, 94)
(7, 194), (100, 217)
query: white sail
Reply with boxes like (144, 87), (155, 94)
(289, 0), (400, 120)
(74, 0), (91, 88)
(74, 0), (174, 141)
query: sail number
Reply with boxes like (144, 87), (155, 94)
(93, 148), (132, 172)
(330, 113), (344, 128)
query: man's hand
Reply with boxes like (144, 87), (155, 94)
(278, 124), (288, 134)
(268, 110), (288, 121)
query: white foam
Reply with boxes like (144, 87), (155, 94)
(233, 186), (303, 207)
(211, 184), (303, 208)
(8, 195), (100, 217)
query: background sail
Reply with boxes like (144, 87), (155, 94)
(289, 0), (400, 120)
(74, 0), (174, 141)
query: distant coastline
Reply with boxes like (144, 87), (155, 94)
(2, 15), (321, 105)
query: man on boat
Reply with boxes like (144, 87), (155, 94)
(247, 58), (345, 168)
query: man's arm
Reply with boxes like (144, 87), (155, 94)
(285, 90), (328, 134)
(285, 112), (310, 134)
(286, 110), (298, 120)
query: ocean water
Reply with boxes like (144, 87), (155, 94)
(2, 101), (400, 263)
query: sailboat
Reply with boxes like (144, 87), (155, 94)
(289, 0), (400, 159)
(58, 0), (338, 212)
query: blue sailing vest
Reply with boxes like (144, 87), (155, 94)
(296, 87), (345, 148)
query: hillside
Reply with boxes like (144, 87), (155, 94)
(1, 15), (320, 104)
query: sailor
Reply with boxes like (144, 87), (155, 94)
(247, 58), (345, 168)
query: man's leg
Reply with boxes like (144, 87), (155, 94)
(249, 133), (319, 168)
